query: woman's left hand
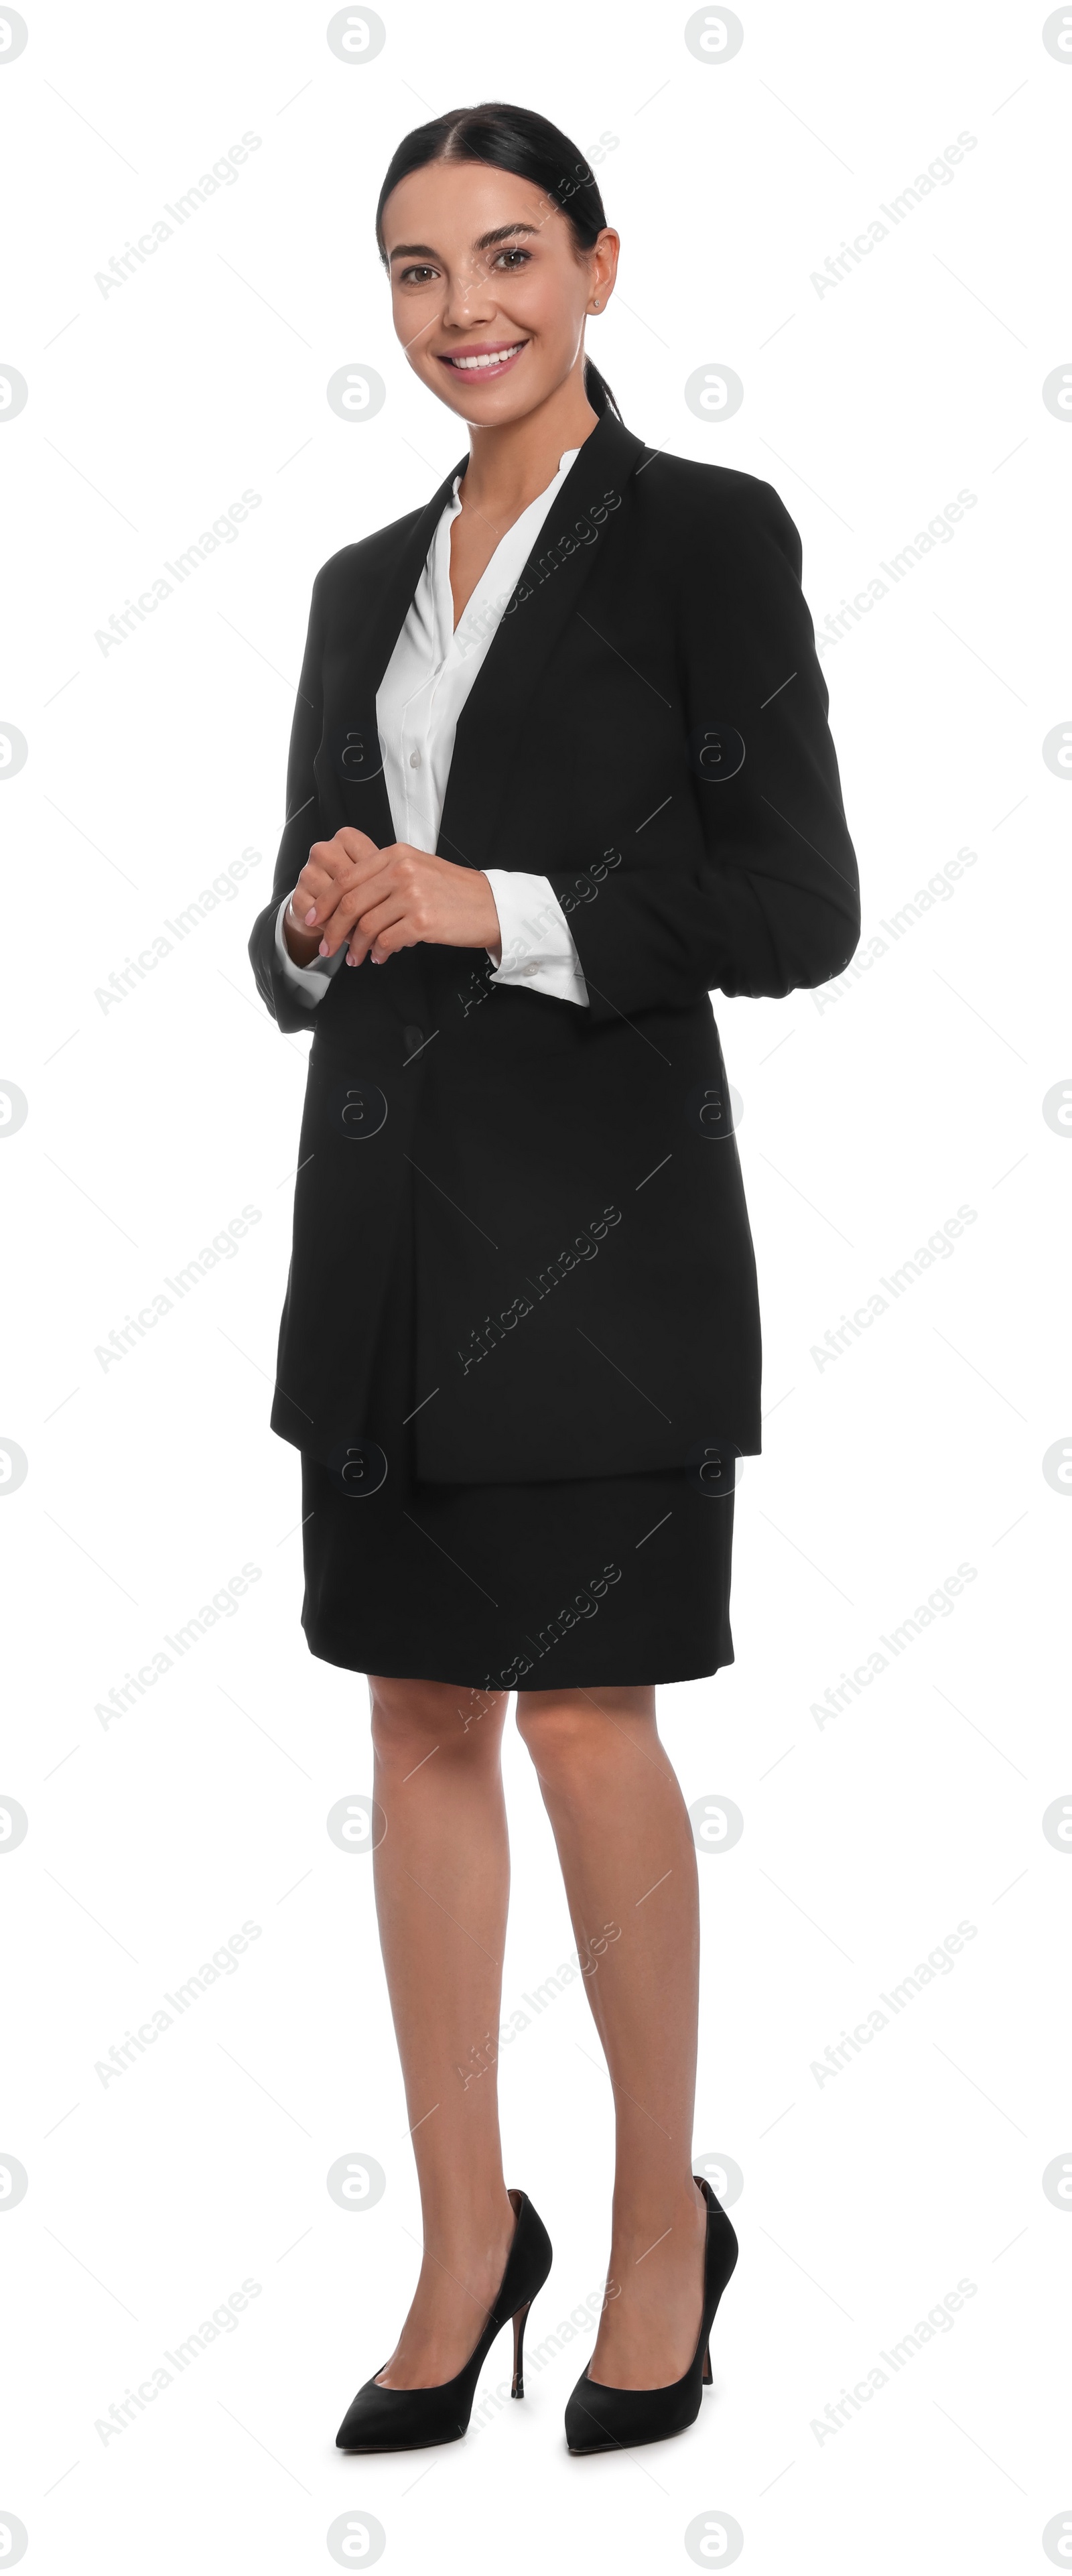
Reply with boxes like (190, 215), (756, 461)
(308, 829), (503, 967)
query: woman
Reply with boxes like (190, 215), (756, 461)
(248, 102), (859, 2456)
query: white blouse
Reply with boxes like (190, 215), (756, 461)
(275, 448), (589, 1008)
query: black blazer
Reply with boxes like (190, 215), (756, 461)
(248, 407), (860, 1485)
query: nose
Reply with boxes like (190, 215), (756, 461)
(439, 249), (498, 334)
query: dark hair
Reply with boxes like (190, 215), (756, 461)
(375, 100), (622, 424)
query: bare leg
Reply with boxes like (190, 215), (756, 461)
(515, 1685), (708, 2389)
(367, 1675), (518, 2388)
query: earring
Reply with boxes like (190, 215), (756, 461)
(592, 298), (601, 310)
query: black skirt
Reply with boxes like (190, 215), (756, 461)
(299, 1178), (736, 1693)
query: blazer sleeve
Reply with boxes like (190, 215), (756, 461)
(247, 568), (336, 1033)
(545, 476), (860, 1026)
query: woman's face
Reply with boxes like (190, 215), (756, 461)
(381, 159), (618, 426)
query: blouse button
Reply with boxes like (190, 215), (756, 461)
(409, 749), (421, 769)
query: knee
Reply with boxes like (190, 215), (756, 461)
(515, 1695), (603, 1791)
(368, 1675), (506, 1767)
(516, 1687), (656, 1793)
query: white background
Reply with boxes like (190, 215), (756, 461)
(1, 3), (1069, 2569)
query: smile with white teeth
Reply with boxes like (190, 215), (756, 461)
(444, 343), (525, 371)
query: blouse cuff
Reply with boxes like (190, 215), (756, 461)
(273, 893), (347, 1005)
(482, 871), (589, 1007)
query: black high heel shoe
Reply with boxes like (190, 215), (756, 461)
(564, 2175), (737, 2455)
(335, 2187), (553, 2453)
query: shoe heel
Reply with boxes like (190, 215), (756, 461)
(511, 2298), (533, 2399)
(701, 2340), (712, 2386)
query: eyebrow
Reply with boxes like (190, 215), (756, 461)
(388, 222), (542, 264)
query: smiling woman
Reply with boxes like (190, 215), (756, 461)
(246, 97), (859, 2468)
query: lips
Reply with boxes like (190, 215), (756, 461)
(438, 341), (528, 376)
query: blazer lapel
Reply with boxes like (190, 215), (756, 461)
(317, 453), (466, 1029)
(322, 452), (468, 851)
(436, 410), (647, 875)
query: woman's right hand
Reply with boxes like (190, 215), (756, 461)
(282, 829), (381, 966)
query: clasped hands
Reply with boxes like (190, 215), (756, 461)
(283, 828), (503, 971)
